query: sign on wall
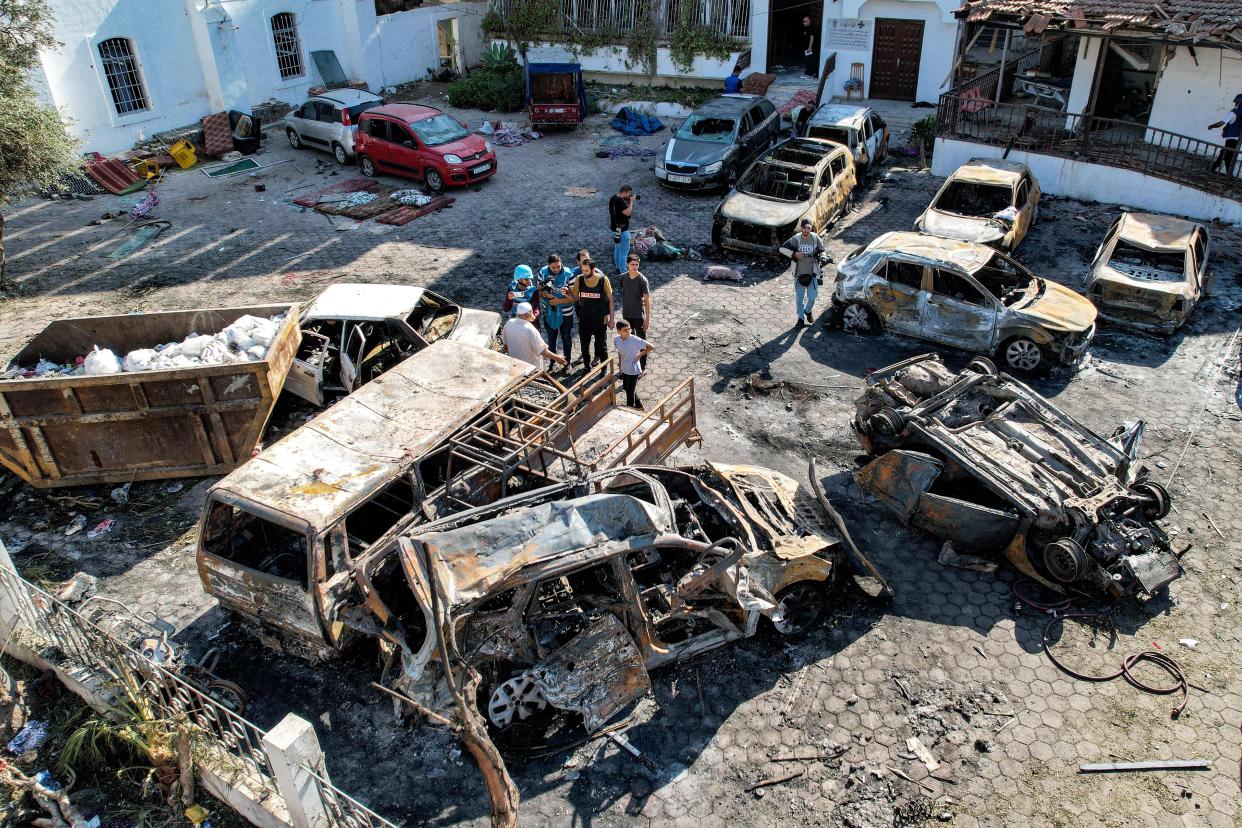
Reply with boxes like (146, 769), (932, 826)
(825, 19), (873, 52)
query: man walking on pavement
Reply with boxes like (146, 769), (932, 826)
(779, 218), (827, 327)
(503, 302), (567, 370)
(539, 254), (576, 369)
(1209, 93), (1242, 176)
(557, 257), (614, 370)
(609, 185), (637, 274)
(620, 252), (651, 369)
(614, 320), (654, 409)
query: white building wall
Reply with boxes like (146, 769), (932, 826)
(1148, 47), (1242, 145)
(37, 0), (214, 154)
(933, 137), (1242, 225)
(356, 0), (489, 89)
(817, 0), (958, 103)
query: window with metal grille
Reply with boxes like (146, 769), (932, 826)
(271, 13), (304, 79)
(98, 38), (149, 116)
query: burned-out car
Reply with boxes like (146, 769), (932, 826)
(712, 138), (856, 256)
(286, 283), (502, 406)
(385, 463), (876, 740)
(914, 159), (1040, 251)
(852, 354), (1182, 598)
(795, 103), (889, 180)
(831, 232), (1096, 373)
(1084, 212), (1212, 335)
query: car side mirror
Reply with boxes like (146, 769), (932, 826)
(402, 140), (414, 149)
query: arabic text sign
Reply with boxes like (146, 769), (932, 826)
(825, 19), (873, 52)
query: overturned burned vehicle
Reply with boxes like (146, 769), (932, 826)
(385, 463), (878, 742)
(852, 354), (1182, 599)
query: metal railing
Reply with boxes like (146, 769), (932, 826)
(935, 95), (1242, 200)
(951, 35), (1063, 103)
(0, 563), (398, 828)
(304, 764), (397, 828)
(490, 0), (750, 41)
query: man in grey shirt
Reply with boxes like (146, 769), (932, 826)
(779, 218), (827, 327)
(620, 252), (651, 369)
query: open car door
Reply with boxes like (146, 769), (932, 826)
(339, 324), (367, 392)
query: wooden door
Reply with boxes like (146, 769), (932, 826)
(870, 18), (924, 101)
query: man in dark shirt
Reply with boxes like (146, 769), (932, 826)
(802, 16), (819, 79)
(560, 258), (615, 370)
(609, 184), (636, 274)
(620, 252), (651, 369)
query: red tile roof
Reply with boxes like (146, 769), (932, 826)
(956, 0), (1242, 38)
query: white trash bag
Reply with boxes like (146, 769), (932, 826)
(84, 347), (122, 376)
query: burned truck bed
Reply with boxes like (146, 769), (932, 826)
(851, 354), (1181, 598)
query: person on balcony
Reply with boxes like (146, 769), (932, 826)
(1209, 93), (1242, 176)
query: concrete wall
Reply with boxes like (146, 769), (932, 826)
(819, 0), (958, 103)
(37, 0), (215, 153)
(38, 0), (485, 154)
(933, 137), (1242, 225)
(1148, 47), (1242, 146)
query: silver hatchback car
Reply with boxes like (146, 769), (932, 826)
(284, 89), (383, 164)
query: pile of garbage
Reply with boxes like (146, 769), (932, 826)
(392, 189), (433, 207)
(335, 191), (378, 209)
(4, 312), (287, 379)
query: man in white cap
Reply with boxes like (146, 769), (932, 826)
(503, 302), (567, 370)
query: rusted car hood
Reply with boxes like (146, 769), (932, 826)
(718, 191), (807, 228)
(448, 308), (502, 348)
(1012, 281), (1096, 332)
(920, 210), (1005, 245)
(1090, 265), (1194, 300)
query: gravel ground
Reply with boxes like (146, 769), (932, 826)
(1, 98), (1240, 828)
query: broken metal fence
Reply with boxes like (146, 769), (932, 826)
(935, 95), (1242, 201)
(0, 562), (398, 828)
(950, 36), (1062, 103)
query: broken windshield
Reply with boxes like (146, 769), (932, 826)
(974, 252), (1036, 306)
(739, 163), (814, 202)
(410, 114), (470, 147)
(676, 116), (737, 143)
(1108, 241), (1186, 281)
(809, 126), (853, 146)
(407, 293), (460, 342)
(934, 182), (1014, 217)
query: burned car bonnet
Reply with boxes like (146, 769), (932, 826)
(851, 354), (1181, 599)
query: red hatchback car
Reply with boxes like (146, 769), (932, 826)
(355, 104), (497, 192)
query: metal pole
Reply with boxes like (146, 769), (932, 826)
(995, 28), (1011, 105)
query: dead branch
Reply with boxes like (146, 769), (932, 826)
(0, 762), (87, 828)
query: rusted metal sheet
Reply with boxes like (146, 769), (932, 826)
(0, 305), (299, 489)
(911, 492), (1021, 551)
(854, 450), (943, 519)
(529, 614), (651, 733)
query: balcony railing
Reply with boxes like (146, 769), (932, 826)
(935, 95), (1241, 200)
(490, 0), (750, 42)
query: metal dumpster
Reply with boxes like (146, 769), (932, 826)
(0, 305), (300, 489)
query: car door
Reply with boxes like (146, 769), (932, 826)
(1011, 176), (1034, 245)
(859, 116), (874, 168)
(318, 100), (343, 147)
(339, 322), (367, 391)
(737, 108), (759, 164)
(922, 268), (998, 351)
(870, 258), (926, 334)
(360, 117), (390, 166)
(1191, 228), (1211, 295)
(298, 102), (326, 147)
(385, 121), (424, 179)
(758, 100), (779, 147)
(288, 102), (313, 142)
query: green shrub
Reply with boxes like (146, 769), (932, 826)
(448, 67), (526, 112)
(912, 115), (937, 155)
(481, 43), (519, 71)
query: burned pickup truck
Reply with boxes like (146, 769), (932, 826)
(197, 341), (701, 660)
(852, 354), (1181, 598)
(384, 462), (871, 741)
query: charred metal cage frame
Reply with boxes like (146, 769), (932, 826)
(98, 37), (150, 116)
(272, 12), (305, 80)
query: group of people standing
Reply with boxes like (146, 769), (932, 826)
(501, 186), (654, 409)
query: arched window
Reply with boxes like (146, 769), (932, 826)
(271, 13), (304, 79)
(98, 38), (149, 115)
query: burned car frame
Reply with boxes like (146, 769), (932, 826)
(383, 463), (884, 742)
(852, 354), (1182, 599)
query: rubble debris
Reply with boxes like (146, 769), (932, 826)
(937, 541), (997, 574)
(747, 769), (804, 793)
(853, 354), (1182, 598)
(54, 573), (98, 604)
(704, 265), (744, 282)
(6, 720), (48, 754)
(1078, 760), (1210, 773)
(906, 736), (940, 772)
(64, 516), (87, 537)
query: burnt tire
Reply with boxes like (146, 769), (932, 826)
(770, 581), (826, 636)
(841, 301), (879, 334)
(1043, 538), (1088, 584)
(1132, 479), (1171, 520)
(966, 356), (998, 376)
(999, 336), (1043, 373)
(866, 408), (905, 438)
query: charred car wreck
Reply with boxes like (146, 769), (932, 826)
(852, 354), (1182, 599)
(379, 463), (882, 743)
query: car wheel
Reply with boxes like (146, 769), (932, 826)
(425, 169), (445, 193)
(841, 301), (879, 334)
(1132, 479), (1171, 520)
(332, 142), (350, 165)
(1042, 538), (1088, 584)
(966, 356), (998, 376)
(722, 165), (739, 191)
(476, 660), (547, 737)
(771, 582), (826, 636)
(999, 337), (1043, 372)
(286, 129), (302, 150)
(359, 156), (377, 177)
